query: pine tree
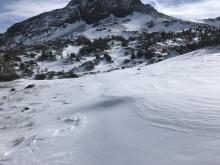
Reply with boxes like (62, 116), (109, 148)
(0, 49), (19, 81)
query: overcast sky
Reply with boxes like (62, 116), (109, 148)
(0, 0), (220, 33)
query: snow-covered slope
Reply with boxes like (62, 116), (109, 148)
(82, 12), (194, 39)
(1, 48), (220, 164)
(201, 17), (220, 27)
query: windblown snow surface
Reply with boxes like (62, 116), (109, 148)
(1, 48), (220, 165)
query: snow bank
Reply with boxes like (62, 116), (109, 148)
(1, 48), (220, 165)
(62, 45), (81, 58)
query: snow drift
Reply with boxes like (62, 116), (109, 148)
(1, 48), (220, 164)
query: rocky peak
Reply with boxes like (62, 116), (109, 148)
(66, 0), (158, 23)
(67, 0), (143, 8)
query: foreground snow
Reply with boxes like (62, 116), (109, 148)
(1, 48), (220, 165)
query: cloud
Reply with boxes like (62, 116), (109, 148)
(0, 0), (69, 32)
(143, 0), (220, 21)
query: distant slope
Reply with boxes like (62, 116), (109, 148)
(201, 17), (220, 27)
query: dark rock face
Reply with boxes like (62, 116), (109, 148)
(67, 0), (158, 23)
(0, 33), (3, 46)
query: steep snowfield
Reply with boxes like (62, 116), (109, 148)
(10, 12), (194, 45)
(75, 13), (193, 38)
(1, 48), (220, 164)
(82, 13), (193, 40)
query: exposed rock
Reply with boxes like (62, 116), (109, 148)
(10, 88), (16, 92)
(21, 107), (30, 112)
(67, 0), (161, 23)
(25, 84), (35, 89)
(73, 61), (95, 72)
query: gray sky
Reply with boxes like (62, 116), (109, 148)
(1, 0), (220, 33)
(143, 0), (220, 20)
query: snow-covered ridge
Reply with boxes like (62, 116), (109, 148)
(201, 17), (220, 27)
(1, 48), (220, 164)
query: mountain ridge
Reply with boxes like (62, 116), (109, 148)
(5, 0), (164, 34)
(201, 17), (220, 27)
(66, 0), (165, 23)
(0, 0), (176, 46)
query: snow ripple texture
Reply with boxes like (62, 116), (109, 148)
(132, 48), (220, 137)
